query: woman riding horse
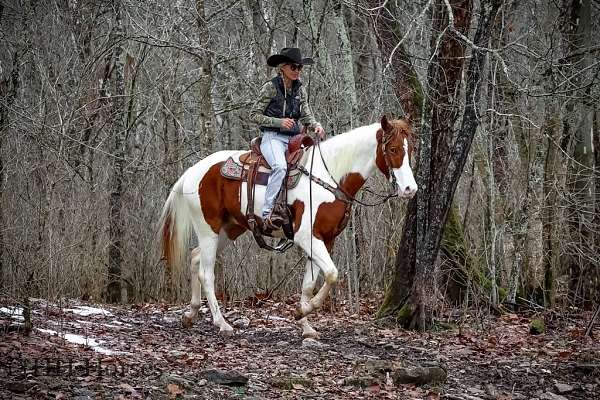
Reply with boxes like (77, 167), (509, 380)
(248, 47), (325, 230)
(159, 114), (418, 338)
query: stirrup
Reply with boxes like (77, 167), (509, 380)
(271, 238), (294, 253)
(263, 213), (284, 230)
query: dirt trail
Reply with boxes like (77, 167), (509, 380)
(1, 298), (598, 399)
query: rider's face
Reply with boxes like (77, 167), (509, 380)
(281, 63), (302, 82)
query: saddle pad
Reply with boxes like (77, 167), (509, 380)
(220, 157), (302, 189)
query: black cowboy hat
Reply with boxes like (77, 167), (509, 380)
(267, 47), (314, 67)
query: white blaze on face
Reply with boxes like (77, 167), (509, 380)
(392, 138), (418, 198)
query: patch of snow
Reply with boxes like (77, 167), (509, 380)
(36, 328), (117, 355)
(264, 315), (287, 321)
(0, 306), (24, 320)
(64, 306), (113, 317)
(36, 327), (58, 335)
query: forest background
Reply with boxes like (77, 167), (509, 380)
(1, 0), (599, 324)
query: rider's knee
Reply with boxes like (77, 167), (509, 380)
(271, 161), (287, 172)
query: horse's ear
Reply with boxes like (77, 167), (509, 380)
(381, 115), (391, 131)
(376, 128), (383, 143)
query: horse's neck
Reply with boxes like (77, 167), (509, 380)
(311, 123), (379, 193)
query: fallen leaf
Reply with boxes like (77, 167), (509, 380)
(558, 351), (572, 359)
(368, 383), (381, 392)
(118, 383), (135, 392)
(167, 383), (184, 397)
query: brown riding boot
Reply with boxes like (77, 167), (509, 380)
(263, 212), (284, 231)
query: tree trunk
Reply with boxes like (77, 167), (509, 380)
(485, 125), (499, 305)
(593, 110), (600, 284)
(563, 0), (597, 306)
(371, 1), (475, 304)
(495, 0), (545, 305)
(370, 1), (423, 122)
(242, 0), (261, 81)
(196, 0), (217, 154)
(305, 0), (334, 102)
(332, 0), (357, 129)
(379, 0), (502, 329)
(441, 204), (481, 303)
(0, 3), (20, 291)
(507, 117), (545, 304)
(542, 113), (561, 307)
(349, 210), (362, 312)
(107, 1), (126, 303)
(0, 55), (20, 289)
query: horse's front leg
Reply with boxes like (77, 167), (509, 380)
(297, 259), (320, 338)
(294, 238), (338, 320)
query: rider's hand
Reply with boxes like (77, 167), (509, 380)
(281, 118), (295, 130)
(315, 125), (326, 140)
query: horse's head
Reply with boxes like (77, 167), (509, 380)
(376, 115), (418, 198)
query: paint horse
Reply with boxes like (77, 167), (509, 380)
(159, 115), (418, 338)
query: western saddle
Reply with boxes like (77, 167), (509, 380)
(239, 133), (314, 252)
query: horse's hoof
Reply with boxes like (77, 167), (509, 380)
(302, 329), (320, 339)
(182, 314), (194, 329)
(293, 307), (304, 321)
(219, 328), (234, 336)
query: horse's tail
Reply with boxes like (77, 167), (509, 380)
(158, 174), (193, 273)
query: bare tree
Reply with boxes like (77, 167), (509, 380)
(196, 0), (217, 154)
(379, 0), (502, 329)
(0, 45), (20, 290)
(107, 0), (126, 303)
(562, 0), (598, 306)
(0, 0), (598, 314)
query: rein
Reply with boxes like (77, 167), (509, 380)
(298, 134), (399, 208)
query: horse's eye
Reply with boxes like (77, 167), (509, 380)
(389, 147), (399, 153)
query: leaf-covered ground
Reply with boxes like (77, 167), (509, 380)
(1, 297), (598, 399)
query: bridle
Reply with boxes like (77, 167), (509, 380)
(298, 125), (408, 207)
(380, 127), (400, 194)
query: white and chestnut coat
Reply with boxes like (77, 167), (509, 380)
(159, 116), (417, 338)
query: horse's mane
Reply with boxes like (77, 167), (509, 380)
(303, 123), (380, 181)
(390, 118), (416, 142)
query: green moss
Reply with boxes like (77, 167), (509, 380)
(441, 204), (478, 303)
(271, 376), (313, 390)
(376, 291), (395, 319)
(410, 72), (424, 111)
(343, 376), (378, 388)
(397, 304), (413, 320)
(498, 286), (507, 301)
(376, 298), (418, 329)
(529, 318), (545, 335)
(434, 321), (457, 331)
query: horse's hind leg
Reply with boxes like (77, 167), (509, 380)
(297, 259), (320, 339)
(197, 233), (234, 335)
(182, 247), (202, 328)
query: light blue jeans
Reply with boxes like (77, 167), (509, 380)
(260, 131), (290, 218)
